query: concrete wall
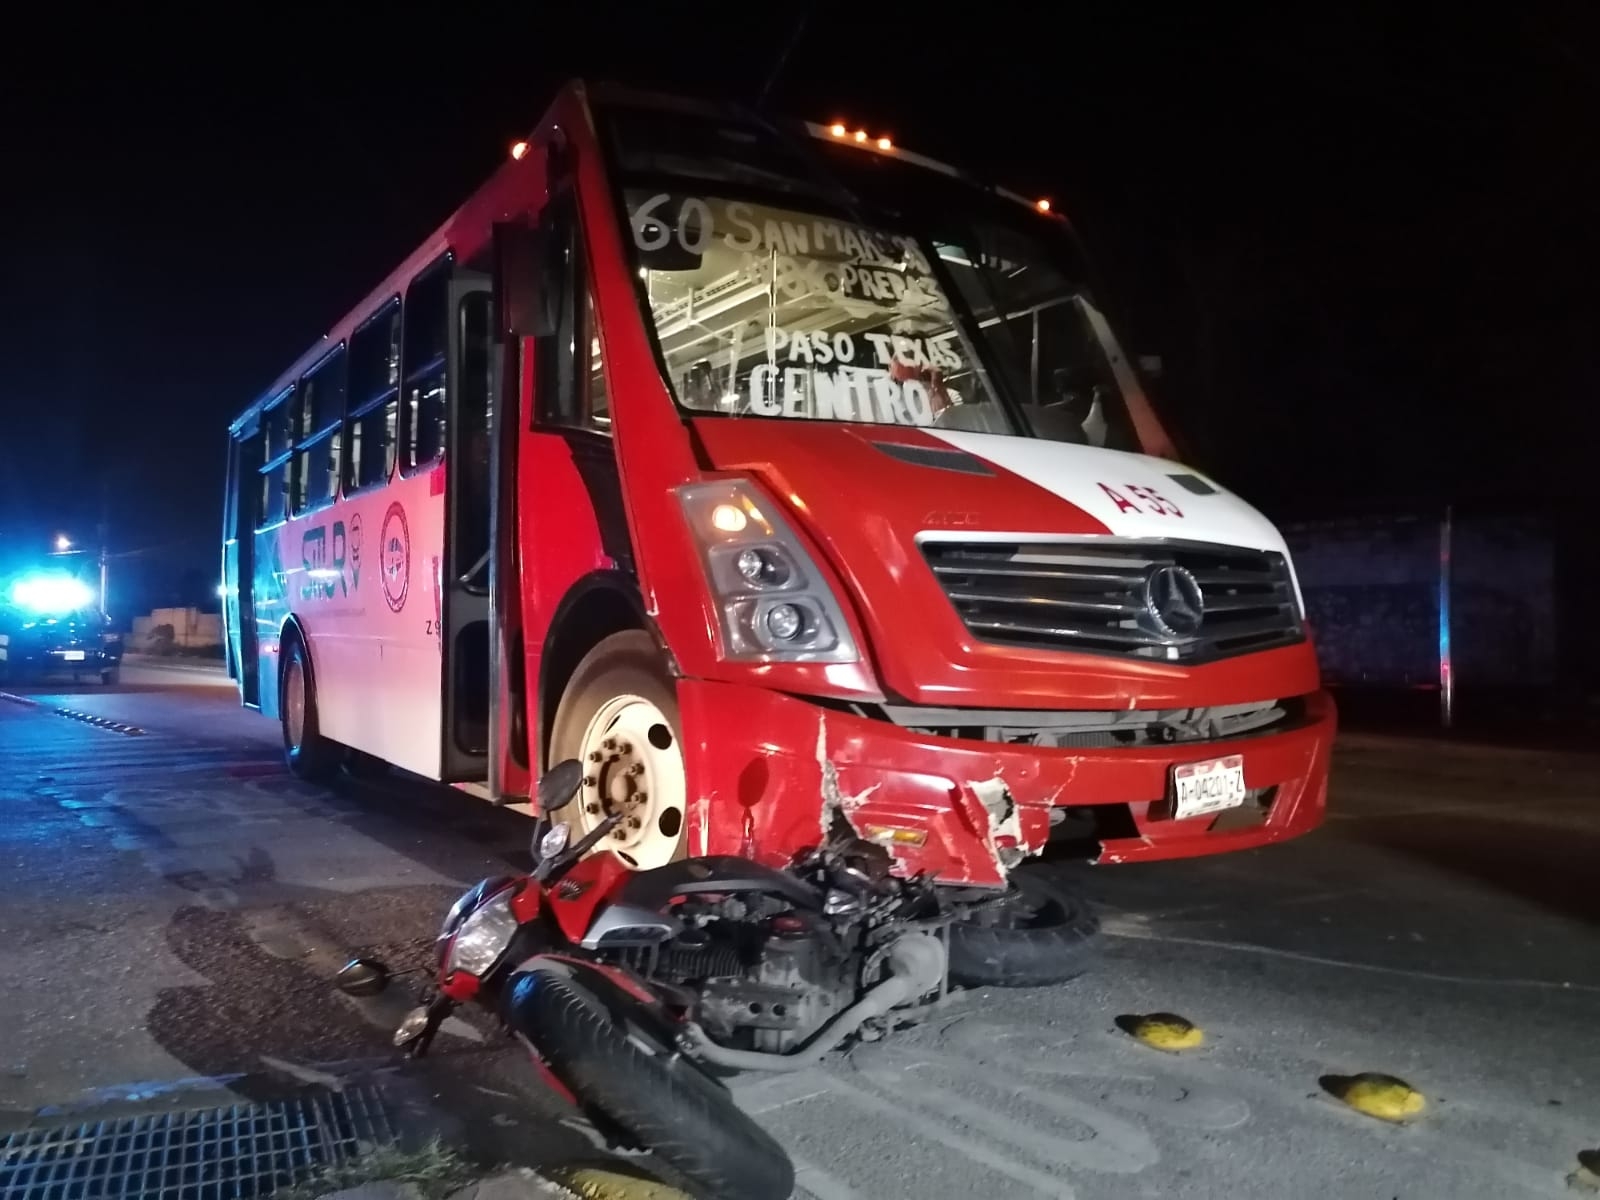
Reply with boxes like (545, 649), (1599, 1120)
(130, 607), (223, 650)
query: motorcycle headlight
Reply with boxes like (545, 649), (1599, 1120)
(437, 876), (514, 968)
(442, 889), (520, 978)
(676, 480), (859, 664)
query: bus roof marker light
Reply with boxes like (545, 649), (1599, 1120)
(510, 141), (529, 161)
(877, 136), (892, 150)
(1036, 198), (1052, 213)
(830, 123), (847, 137)
(853, 130), (868, 143)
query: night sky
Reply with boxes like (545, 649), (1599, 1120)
(1, 6), (1593, 614)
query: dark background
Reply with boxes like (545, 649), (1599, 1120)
(0, 5), (1594, 618)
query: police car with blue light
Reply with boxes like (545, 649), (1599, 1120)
(0, 573), (123, 685)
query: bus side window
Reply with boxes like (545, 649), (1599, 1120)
(347, 301), (401, 492)
(403, 255), (452, 473)
(538, 207), (609, 433)
(259, 389), (293, 528)
(456, 290), (493, 577)
(292, 346), (346, 514)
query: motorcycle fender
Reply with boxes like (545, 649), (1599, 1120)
(513, 952), (661, 1007)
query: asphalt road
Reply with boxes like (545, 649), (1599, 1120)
(1, 661), (1597, 1198)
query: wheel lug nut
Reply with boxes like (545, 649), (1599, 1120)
(588, 751), (602, 763)
(628, 817), (642, 829)
(617, 742), (631, 755)
(628, 764), (645, 777)
(585, 804), (600, 814)
(612, 828), (626, 840)
(603, 738), (617, 751)
(582, 776), (596, 787)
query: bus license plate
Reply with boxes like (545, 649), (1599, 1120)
(61, 650), (87, 662)
(1172, 755), (1246, 819)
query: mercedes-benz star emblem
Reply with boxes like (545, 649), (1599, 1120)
(1142, 565), (1205, 638)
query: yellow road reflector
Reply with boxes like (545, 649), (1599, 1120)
(1321, 1072), (1426, 1121)
(552, 1164), (692, 1200)
(1119, 1012), (1204, 1051)
(1570, 1149), (1600, 1192)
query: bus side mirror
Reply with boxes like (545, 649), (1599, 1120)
(494, 222), (557, 340)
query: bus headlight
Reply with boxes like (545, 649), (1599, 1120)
(676, 480), (859, 664)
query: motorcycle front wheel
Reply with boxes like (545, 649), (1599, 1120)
(505, 967), (794, 1200)
(946, 867), (1101, 987)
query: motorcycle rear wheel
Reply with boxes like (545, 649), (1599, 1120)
(507, 966), (794, 1200)
(947, 867), (1100, 987)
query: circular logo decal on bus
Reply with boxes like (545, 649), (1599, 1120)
(348, 512), (364, 571)
(380, 502), (410, 613)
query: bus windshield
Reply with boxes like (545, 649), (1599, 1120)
(605, 107), (1141, 450)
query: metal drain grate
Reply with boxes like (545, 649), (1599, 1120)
(1, 1086), (396, 1200)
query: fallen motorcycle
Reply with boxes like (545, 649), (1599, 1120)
(337, 760), (1097, 1200)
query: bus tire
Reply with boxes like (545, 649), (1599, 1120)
(549, 630), (687, 871)
(281, 635), (339, 782)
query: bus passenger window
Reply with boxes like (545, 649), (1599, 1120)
(292, 346), (346, 514)
(258, 390), (292, 528)
(402, 256), (452, 473)
(456, 291), (493, 577)
(347, 301), (400, 491)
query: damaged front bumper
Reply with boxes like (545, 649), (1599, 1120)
(676, 680), (1335, 888)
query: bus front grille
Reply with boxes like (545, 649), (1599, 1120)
(921, 539), (1304, 664)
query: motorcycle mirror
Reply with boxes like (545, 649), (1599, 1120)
(333, 958), (390, 997)
(537, 759), (584, 814)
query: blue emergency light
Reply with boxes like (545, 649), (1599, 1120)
(9, 574), (96, 614)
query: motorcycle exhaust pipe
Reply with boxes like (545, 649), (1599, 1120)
(681, 932), (946, 1073)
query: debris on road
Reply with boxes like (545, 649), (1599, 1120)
(316, 1168), (581, 1200)
(1568, 1149), (1600, 1192)
(1321, 1072), (1426, 1122)
(1118, 1011), (1204, 1051)
(550, 1165), (690, 1200)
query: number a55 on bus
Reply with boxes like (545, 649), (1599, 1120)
(222, 82), (1334, 889)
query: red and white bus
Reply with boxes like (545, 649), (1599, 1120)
(223, 82), (1333, 889)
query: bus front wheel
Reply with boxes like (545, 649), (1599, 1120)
(549, 631), (687, 871)
(281, 636), (339, 782)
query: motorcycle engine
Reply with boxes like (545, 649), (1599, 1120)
(619, 835), (933, 1054)
(646, 908), (857, 1053)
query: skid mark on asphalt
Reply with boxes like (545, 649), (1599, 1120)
(1101, 918), (1600, 993)
(736, 1016), (1573, 1200)
(815, 1071), (1079, 1197)
(938, 1018), (1250, 1131)
(858, 1058), (1157, 1175)
(730, 1018), (1220, 1197)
